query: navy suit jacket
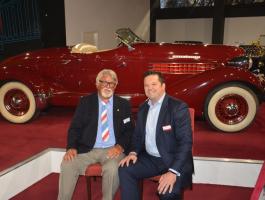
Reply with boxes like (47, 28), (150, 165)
(67, 93), (134, 154)
(132, 94), (194, 189)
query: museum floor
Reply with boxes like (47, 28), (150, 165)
(1, 103), (265, 199)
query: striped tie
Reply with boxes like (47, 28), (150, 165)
(101, 102), (110, 142)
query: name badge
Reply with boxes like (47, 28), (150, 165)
(162, 125), (172, 131)
(123, 117), (130, 124)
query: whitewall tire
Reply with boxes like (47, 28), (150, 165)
(204, 84), (258, 133)
(0, 82), (36, 123)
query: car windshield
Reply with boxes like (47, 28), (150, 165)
(115, 28), (145, 46)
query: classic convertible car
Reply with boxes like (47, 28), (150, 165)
(0, 28), (265, 133)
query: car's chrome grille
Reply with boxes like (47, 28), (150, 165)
(150, 63), (216, 74)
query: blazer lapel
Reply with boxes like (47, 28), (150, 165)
(91, 93), (99, 128)
(156, 95), (169, 138)
(113, 96), (120, 136)
(142, 103), (149, 136)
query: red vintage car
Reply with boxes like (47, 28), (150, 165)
(0, 28), (264, 133)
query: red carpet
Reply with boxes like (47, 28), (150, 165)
(1, 104), (265, 172)
(1, 103), (265, 199)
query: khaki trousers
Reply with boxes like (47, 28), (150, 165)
(58, 148), (125, 200)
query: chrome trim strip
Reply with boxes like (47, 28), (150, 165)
(119, 95), (131, 100)
(172, 55), (201, 59)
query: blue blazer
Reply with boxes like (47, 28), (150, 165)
(132, 94), (194, 189)
(67, 93), (134, 154)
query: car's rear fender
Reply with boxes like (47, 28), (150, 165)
(166, 66), (263, 117)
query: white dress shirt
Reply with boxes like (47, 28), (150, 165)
(145, 93), (165, 157)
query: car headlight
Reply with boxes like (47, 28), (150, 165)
(227, 56), (253, 70)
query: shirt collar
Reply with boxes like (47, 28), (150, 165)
(98, 95), (113, 106)
(148, 93), (166, 107)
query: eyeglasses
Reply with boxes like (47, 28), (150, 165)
(99, 80), (116, 88)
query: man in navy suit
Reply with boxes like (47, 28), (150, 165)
(58, 69), (134, 200)
(119, 71), (194, 200)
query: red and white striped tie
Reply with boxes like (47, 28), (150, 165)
(101, 102), (109, 142)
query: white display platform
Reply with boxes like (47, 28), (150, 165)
(0, 148), (263, 200)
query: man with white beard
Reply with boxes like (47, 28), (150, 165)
(58, 69), (134, 200)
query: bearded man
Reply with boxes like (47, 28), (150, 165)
(58, 69), (134, 200)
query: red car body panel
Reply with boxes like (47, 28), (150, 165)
(0, 42), (264, 118)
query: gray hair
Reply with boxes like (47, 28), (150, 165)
(96, 69), (118, 84)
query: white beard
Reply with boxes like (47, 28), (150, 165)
(101, 89), (113, 99)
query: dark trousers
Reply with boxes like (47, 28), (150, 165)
(118, 152), (183, 200)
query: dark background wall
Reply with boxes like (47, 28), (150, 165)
(0, 0), (66, 61)
(38, 0), (66, 48)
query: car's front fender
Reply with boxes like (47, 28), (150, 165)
(166, 66), (264, 117)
